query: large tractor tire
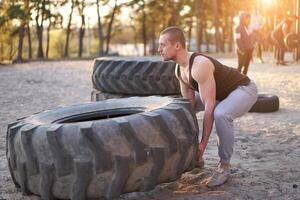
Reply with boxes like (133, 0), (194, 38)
(6, 96), (199, 199)
(91, 57), (180, 95)
(249, 94), (279, 113)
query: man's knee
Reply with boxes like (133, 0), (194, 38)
(214, 109), (231, 122)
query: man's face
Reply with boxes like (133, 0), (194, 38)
(158, 34), (177, 61)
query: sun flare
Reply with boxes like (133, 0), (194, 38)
(259, 0), (276, 7)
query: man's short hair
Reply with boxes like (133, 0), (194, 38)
(160, 26), (186, 49)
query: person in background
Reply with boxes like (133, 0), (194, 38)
(249, 11), (265, 63)
(271, 14), (297, 65)
(235, 12), (254, 75)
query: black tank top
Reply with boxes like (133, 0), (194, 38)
(175, 52), (250, 101)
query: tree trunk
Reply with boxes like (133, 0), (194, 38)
(196, 22), (203, 52)
(222, 16), (228, 52)
(78, 15), (85, 57)
(16, 0), (30, 62)
(0, 41), (3, 62)
(27, 24), (32, 60)
(228, 15), (234, 52)
(17, 26), (25, 62)
(96, 0), (104, 56)
(105, 0), (118, 55)
(64, 0), (75, 58)
(78, 1), (86, 57)
(9, 40), (15, 60)
(141, 0), (147, 56)
(46, 22), (51, 58)
(212, 0), (221, 53)
(23, 0), (31, 60)
(35, 0), (45, 59)
(196, 0), (203, 52)
(188, 20), (193, 50)
(220, 27), (225, 53)
(204, 22), (209, 53)
(151, 24), (156, 55)
(40, 0), (46, 58)
(37, 25), (44, 58)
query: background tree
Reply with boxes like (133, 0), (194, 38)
(76, 0), (86, 57)
(25, 0), (32, 60)
(128, 0), (148, 55)
(105, 0), (120, 54)
(96, 0), (106, 56)
(0, 0), (297, 62)
(6, 2), (27, 62)
(64, 0), (75, 58)
(46, 7), (63, 58)
(32, 0), (51, 59)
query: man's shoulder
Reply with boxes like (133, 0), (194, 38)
(194, 54), (211, 64)
(192, 55), (214, 73)
(191, 57), (214, 83)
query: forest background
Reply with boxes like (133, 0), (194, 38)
(0, 0), (295, 63)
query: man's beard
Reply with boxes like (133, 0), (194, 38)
(162, 55), (176, 62)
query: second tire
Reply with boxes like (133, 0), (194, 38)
(92, 57), (180, 95)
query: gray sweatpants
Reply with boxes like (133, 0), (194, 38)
(196, 81), (258, 164)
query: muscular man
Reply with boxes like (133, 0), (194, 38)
(158, 27), (258, 187)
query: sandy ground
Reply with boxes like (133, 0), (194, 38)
(0, 55), (299, 199)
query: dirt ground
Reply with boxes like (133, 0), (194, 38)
(0, 55), (299, 199)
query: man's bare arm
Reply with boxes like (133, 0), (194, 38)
(198, 75), (216, 147)
(178, 79), (196, 108)
(191, 57), (216, 157)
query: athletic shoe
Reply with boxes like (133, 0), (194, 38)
(206, 165), (230, 187)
